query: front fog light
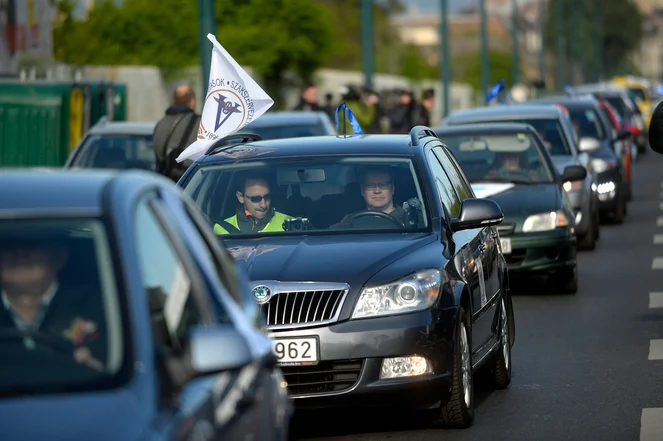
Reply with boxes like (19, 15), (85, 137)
(380, 355), (432, 379)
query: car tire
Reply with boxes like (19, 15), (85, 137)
(430, 307), (474, 429)
(577, 216), (597, 251)
(612, 195), (626, 224)
(477, 296), (512, 390)
(553, 265), (578, 294)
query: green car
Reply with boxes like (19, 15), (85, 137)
(435, 123), (587, 294)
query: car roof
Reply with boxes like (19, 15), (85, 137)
(526, 96), (599, 109)
(199, 134), (416, 163)
(0, 169), (163, 214)
(244, 111), (328, 126)
(434, 122), (537, 135)
(88, 121), (156, 136)
(444, 104), (563, 123)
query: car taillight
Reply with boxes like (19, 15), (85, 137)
(555, 104), (570, 118)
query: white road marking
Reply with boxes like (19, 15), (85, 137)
(648, 339), (663, 360)
(660, 202), (663, 210)
(657, 217), (663, 227)
(654, 235), (663, 245)
(652, 258), (663, 269)
(641, 408), (663, 440)
(649, 292), (663, 309)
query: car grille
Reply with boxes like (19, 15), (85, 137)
(497, 222), (516, 236)
(251, 282), (350, 330)
(281, 360), (363, 396)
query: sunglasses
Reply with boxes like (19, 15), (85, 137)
(244, 193), (272, 203)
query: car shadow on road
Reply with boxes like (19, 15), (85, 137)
(288, 384), (496, 440)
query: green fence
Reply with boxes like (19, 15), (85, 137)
(0, 81), (127, 167)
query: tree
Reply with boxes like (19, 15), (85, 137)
(452, 50), (514, 95)
(543, 0), (644, 81)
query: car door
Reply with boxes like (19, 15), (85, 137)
(425, 145), (490, 353)
(432, 146), (497, 350)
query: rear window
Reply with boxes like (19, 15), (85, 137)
(496, 118), (572, 156)
(70, 134), (156, 171)
(239, 123), (331, 140)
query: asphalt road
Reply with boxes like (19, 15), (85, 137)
(290, 151), (663, 441)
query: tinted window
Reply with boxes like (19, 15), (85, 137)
(568, 108), (605, 140)
(495, 118), (571, 155)
(134, 200), (204, 350)
(0, 218), (126, 395)
(627, 87), (646, 103)
(71, 134), (156, 171)
(182, 155), (431, 236)
(433, 147), (474, 201)
(239, 123), (330, 140)
(442, 132), (555, 184)
(426, 150), (461, 218)
(603, 97), (629, 118)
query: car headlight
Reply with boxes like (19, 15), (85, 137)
(563, 181), (582, 193)
(352, 269), (442, 319)
(522, 211), (570, 233)
(591, 158), (618, 173)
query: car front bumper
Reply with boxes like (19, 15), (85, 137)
(270, 307), (457, 410)
(500, 227), (576, 274)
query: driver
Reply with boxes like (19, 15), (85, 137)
(330, 168), (407, 229)
(486, 151), (537, 180)
(0, 238), (105, 371)
(214, 172), (292, 235)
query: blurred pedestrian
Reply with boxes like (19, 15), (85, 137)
(152, 83), (200, 182)
(292, 83), (321, 112)
(388, 89), (415, 133)
(342, 85), (383, 134)
(412, 88), (436, 127)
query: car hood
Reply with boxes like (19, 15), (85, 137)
(471, 182), (559, 217)
(224, 233), (437, 285)
(0, 389), (147, 441)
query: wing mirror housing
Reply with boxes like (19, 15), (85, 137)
(450, 198), (504, 232)
(578, 137), (601, 152)
(561, 165), (587, 182)
(186, 325), (253, 378)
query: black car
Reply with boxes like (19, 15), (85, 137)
(178, 127), (515, 428)
(0, 169), (290, 441)
(590, 89), (647, 154)
(526, 96), (631, 224)
(435, 123), (585, 293)
(440, 105), (601, 251)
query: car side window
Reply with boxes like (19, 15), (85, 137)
(438, 147), (476, 199)
(433, 147), (473, 202)
(426, 149), (461, 218)
(134, 198), (205, 351)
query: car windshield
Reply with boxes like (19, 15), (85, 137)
(239, 123), (331, 140)
(567, 108), (605, 140)
(0, 218), (126, 396)
(627, 87), (646, 103)
(495, 118), (572, 156)
(70, 134), (156, 171)
(442, 132), (555, 184)
(182, 155), (431, 237)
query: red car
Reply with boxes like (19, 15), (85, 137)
(597, 99), (635, 200)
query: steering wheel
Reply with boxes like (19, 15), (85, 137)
(343, 210), (405, 229)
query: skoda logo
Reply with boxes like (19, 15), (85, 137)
(253, 285), (271, 303)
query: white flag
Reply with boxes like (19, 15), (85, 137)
(176, 34), (274, 163)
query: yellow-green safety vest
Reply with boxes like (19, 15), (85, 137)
(214, 211), (292, 235)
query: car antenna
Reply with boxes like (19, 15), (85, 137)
(334, 103), (364, 138)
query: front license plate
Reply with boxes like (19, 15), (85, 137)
(271, 337), (319, 366)
(500, 237), (512, 254)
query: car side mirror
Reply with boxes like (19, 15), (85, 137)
(561, 165), (587, 182)
(649, 101), (663, 154)
(624, 125), (640, 136)
(578, 137), (601, 152)
(186, 325), (253, 377)
(450, 198), (504, 232)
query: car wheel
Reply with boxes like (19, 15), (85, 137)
(612, 195), (626, 224)
(553, 265), (578, 294)
(577, 215), (596, 251)
(431, 307), (474, 428)
(478, 296), (512, 390)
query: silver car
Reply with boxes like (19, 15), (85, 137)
(438, 104), (601, 251)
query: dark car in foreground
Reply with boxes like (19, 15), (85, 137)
(435, 123), (585, 293)
(65, 118), (157, 171)
(526, 96), (630, 223)
(440, 105), (601, 251)
(0, 170), (290, 441)
(238, 111), (337, 140)
(178, 127), (516, 428)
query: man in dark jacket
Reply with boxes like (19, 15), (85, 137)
(292, 83), (321, 112)
(412, 88), (436, 127)
(153, 83), (201, 182)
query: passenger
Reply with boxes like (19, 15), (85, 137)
(214, 173), (292, 234)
